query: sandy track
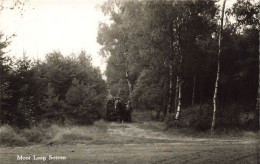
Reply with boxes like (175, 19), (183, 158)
(0, 121), (258, 164)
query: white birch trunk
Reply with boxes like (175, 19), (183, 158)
(167, 21), (175, 116)
(175, 75), (179, 113)
(175, 54), (183, 120)
(125, 71), (133, 101)
(175, 78), (182, 119)
(211, 0), (226, 132)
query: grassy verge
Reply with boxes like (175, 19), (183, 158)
(0, 119), (108, 147)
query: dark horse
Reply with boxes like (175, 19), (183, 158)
(106, 97), (131, 122)
(114, 99), (126, 123)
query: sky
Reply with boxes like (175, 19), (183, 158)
(0, 0), (108, 73)
(0, 0), (242, 74)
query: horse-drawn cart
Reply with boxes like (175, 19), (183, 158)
(106, 97), (132, 122)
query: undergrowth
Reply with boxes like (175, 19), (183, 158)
(0, 119), (108, 147)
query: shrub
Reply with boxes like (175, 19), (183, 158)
(217, 104), (258, 130)
(165, 114), (179, 127)
(181, 104), (212, 131)
(0, 125), (28, 147)
(61, 133), (93, 141)
(166, 103), (258, 131)
(165, 104), (212, 131)
(49, 125), (97, 144)
(21, 125), (53, 143)
(64, 78), (104, 125)
(0, 120), (109, 147)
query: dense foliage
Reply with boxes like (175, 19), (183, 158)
(98, 0), (259, 130)
(0, 48), (107, 127)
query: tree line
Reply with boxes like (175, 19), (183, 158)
(0, 47), (107, 127)
(97, 0), (259, 131)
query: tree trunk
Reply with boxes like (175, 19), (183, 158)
(257, 44), (260, 122)
(167, 20), (175, 116)
(174, 76), (179, 113)
(175, 54), (183, 120)
(199, 76), (203, 110)
(192, 75), (196, 106)
(0, 60), (2, 124)
(125, 71), (133, 101)
(164, 94), (167, 117)
(175, 77), (182, 119)
(167, 62), (174, 115)
(0, 61), (2, 110)
(156, 107), (161, 120)
(211, 0), (226, 133)
(163, 78), (167, 117)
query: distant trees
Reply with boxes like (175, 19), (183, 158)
(98, 0), (259, 130)
(0, 49), (107, 127)
(0, 33), (14, 125)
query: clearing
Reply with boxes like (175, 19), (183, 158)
(0, 114), (258, 164)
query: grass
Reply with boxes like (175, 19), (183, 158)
(0, 119), (109, 147)
(0, 125), (28, 147)
(133, 110), (258, 140)
(164, 125), (258, 140)
(0, 113), (257, 147)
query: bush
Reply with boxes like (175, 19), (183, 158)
(182, 104), (212, 131)
(21, 125), (52, 143)
(0, 125), (28, 147)
(0, 120), (109, 147)
(238, 112), (258, 130)
(49, 125), (93, 144)
(166, 103), (258, 131)
(165, 104), (212, 131)
(217, 104), (258, 130)
(61, 133), (92, 141)
(165, 114), (179, 127)
(64, 78), (104, 125)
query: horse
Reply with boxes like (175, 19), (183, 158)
(114, 98), (127, 123)
(126, 101), (133, 122)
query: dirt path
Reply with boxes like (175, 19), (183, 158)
(0, 121), (258, 164)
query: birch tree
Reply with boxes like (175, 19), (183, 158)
(211, 0), (226, 132)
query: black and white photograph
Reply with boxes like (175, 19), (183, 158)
(0, 0), (259, 163)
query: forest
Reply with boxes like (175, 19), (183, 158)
(0, 49), (107, 127)
(97, 0), (259, 131)
(0, 0), (259, 133)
